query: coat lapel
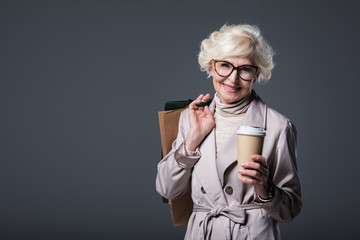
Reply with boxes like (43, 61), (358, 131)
(241, 90), (267, 130)
(194, 100), (226, 205)
(217, 90), (268, 186)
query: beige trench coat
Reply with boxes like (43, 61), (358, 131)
(156, 91), (302, 240)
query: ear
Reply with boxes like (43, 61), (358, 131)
(209, 66), (215, 77)
(208, 60), (216, 77)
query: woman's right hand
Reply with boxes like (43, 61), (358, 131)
(185, 94), (215, 151)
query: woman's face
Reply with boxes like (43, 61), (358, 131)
(210, 56), (257, 104)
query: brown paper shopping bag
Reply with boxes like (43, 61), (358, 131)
(158, 108), (193, 226)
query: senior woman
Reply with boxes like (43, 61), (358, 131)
(156, 24), (302, 240)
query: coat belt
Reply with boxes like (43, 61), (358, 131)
(193, 204), (260, 240)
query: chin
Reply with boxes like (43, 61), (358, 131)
(221, 96), (241, 104)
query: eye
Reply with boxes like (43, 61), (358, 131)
(220, 62), (231, 68)
(241, 66), (253, 73)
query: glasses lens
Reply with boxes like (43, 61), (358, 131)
(215, 61), (233, 77)
(239, 66), (257, 80)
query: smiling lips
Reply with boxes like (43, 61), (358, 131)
(222, 83), (241, 92)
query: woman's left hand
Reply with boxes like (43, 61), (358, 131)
(238, 154), (272, 200)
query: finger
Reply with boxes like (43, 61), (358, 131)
(189, 105), (198, 111)
(196, 94), (209, 110)
(189, 94), (204, 111)
(190, 94), (204, 105)
(240, 162), (269, 178)
(241, 161), (262, 171)
(194, 94), (205, 104)
(203, 105), (213, 114)
(251, 155), (268, 169)
(251, 154), (266, 162)
(238, 169), (263, 180)
(238, 175), (256, 185)
(202, 93), (211, 102)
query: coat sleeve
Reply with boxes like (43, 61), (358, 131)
(155, 110), (201, 199)
(256, 120), (302, 222)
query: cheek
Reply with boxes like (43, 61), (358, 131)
(212, 79), (218, 91)
(247, 81), (255, 89)
(212, 77), (222, 91)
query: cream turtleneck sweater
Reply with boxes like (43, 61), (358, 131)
(214, 92), (252, 155)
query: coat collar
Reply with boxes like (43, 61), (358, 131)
(241, 90), (267, 130)
(208, 90), (266, 129)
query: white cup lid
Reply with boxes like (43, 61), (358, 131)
(237, 126), (266, 136)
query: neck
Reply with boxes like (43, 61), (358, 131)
(215, 92), (252, 116)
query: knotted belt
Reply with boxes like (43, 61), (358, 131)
(193, 203), (260, 240)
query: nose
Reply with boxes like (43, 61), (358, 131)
(228, 69), (240, 83)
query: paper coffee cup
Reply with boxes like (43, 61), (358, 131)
(237, 126), (266, 179)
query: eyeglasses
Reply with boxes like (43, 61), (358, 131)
(212, 59), (258, 81)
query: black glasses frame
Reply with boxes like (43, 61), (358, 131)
(212, 59), (259, 81)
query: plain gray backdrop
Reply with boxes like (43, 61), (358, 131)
(1, 0), (360, 239)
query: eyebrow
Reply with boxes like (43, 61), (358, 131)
(216, 60), (253, 67)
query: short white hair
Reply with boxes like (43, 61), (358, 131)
(198, 24), (275, 84)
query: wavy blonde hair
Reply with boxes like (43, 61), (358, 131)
(198, 24), (274, 84)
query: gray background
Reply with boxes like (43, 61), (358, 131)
(1, 0), (359, 239)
